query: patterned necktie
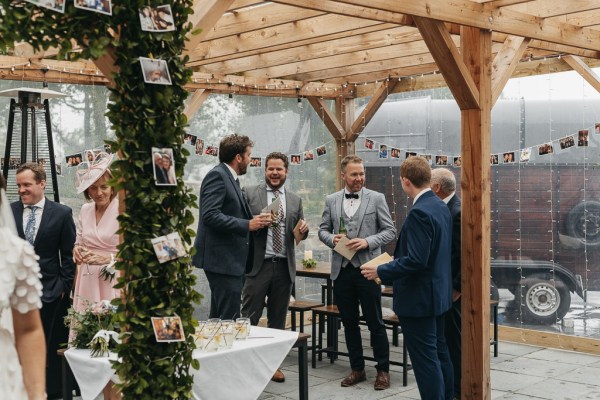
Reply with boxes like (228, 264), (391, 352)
(272, 190), (283, 254)
(25, 205), (38, 245)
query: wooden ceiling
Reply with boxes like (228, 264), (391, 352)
(3, 0), (600, 98)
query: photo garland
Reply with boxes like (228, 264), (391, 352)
(361, 125), (597, 167)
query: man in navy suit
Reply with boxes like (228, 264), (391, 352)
(192, 134), (271, 319)
(12, 162), (76, 399)
(431, 168), (462, 399)
(362, 156), (454, 400)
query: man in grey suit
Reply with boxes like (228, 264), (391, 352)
(319, 155), (396, 390)
(241, 152), (309, 382)
(192, 134), (271, 320)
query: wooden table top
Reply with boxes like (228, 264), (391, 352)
(295, 261), (331, 279)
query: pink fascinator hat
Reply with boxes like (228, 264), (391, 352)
(75, 151), (114, 194)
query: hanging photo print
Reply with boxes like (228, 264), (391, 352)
(184, 133), (197, 146)
(303, 150), (315, 161)
(250, 157), (262, 167)
(66, 153), (83, 167)
(290, 154), (302, 165)
(421, 154), (432, 165)
(139, 5), (175, 32)
(578, 129), (589, 147)
(538, 143), (554, 155)
(151, 316), (185, 343)
(195, 139), (205, 156)
(490, 154), (499, 165)
(152, 147), (176, 186)
(379, 144), (388, 159)
(140, 57), (172, 85)
(453, 156), (462, 167)
(24, 0), (65, 13)
(204, 145), (218, 157)
(595, 123), (600, 135)
(520, 148), (531, 162)
(364, 138), (375, 150)
(435, 155), (448, 166)
(559, 135), (575, 150)
(316, 145), (327, 157)
(151, 232), (185, 264)
(54, 156), (62, 176)
(502, 152), (515, 164)
(390, 147), (400, 158)
(74, 0), (112, 15)
(405, 151), (417, 159)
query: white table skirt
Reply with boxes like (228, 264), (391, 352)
(65, 326), (299, 400)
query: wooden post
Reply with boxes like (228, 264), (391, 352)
(461, 26), (492, 400)
(335, 97), (354, 190)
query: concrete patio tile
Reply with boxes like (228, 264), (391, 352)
(269, 378), (414, 400)
(262, 368), (329, 396)
(493, 392), (548, 399)
(515, 377), (599, 400)
(490, 369), (547, 392)
(522, 348), (600, 366)
(491, 355), (580, 378)
(556, 365), (600, 386)
(496, 341), (544, 357)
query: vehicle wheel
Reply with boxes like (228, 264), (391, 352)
(566, 200), (600, 246)
(520, 274), (570, 324)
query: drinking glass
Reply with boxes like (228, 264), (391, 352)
(235, 317), (251, 340)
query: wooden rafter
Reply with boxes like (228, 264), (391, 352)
(496, 0), (600, 19)
(562, 55), (600, 93)
(413, 16), (480, 109)
(183, 89), (211, 120)
(306, 97), (345, 139)
(347, 79), (397, 141)
(183, 0), (236, 57)
(491, 36), (531, 105)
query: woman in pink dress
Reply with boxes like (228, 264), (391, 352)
(72, 152), (120, 312)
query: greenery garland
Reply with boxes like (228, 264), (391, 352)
(0, 1), (201, 398)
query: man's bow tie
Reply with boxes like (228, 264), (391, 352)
(345, 193), (359, 199)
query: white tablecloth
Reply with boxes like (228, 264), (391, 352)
(65, 326), (299, 400)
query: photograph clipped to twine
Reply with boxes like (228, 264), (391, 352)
(152, 316), (185, 343)
(151, 232), (186, 264)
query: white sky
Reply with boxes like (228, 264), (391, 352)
(502, 68), (600, 100)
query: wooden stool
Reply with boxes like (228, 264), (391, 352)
(289, 300), (323, 333)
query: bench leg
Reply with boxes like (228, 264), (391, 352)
(392, 324), (399, 347)
(493, 304), (498, 357)
(299, 311), (305, 334)
(61, 354), (74, 400)
(291, 310), (297, 332)
(402, 337), (408, 387)
(318, 314), (324, 362)
(297, 340), (309, 400)
(312, 311), (317, 368)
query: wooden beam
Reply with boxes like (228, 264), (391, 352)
(306, 96), (346, 139)
(494, 0), (600, 19)
(460, 25), (492, 400)
(184, 89), (210, 120)
(334, 97), (355, 190)
(499, 326), (600, 356)
(331, 0), (600, 52)
(271, 0), (413, 25)
(184, 0), (235, 58)
(562, 54), (600, 93)
(347, 80), (397, 141)
(92, 48), (118, 88)
(484, 0), (536, 7)
(492, 36), (530, 105)
(199, 26), (422, 75)
(413, 16), (480, 110)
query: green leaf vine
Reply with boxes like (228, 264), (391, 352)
(0, 1), (202, 398)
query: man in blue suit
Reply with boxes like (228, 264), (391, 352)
(362, 156), (454, 400)
(192, 134), (271, 319)
(431, 168), (462, 399)
(12, 162), (76, 399)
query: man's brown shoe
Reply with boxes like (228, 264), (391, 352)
(341, 370), (367, 387)
(374, 370), (390, 390)
(271, 368), (285, 383)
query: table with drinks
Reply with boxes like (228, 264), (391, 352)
(64, 318), (299, 400)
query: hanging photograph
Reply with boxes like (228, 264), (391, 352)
(65, 153), (83, 167)
(184, 133), (197, 146)
(435, 155), (448, 166)
(290, 154), (302, 165)
(405, 151), (417, 159)
(103, 144), (112, 154)
(595, 123), (600, 135)
(578, 129), (589, 147)
(364, 138), (375, 150)
(520, 148), (531, 162)
(559, 135), (575, 150)
(303, 150), (314, 161)
(250, 157), (262, 167)
(421, 154), (432, 165)
(152, 147), (176, 186)
(74, 0), (112, 16)
(24, 0), (66, 13)
(316, 145), (327, 157)
(390, 147), (400, 159)
(453, 156), (462, 168)
(151, 234), (181, 263)
(139, 5), (175, 32)
(151, 316), (185, 343)
(166, 232), (187, 258)
(204, 145), (218, 157)
(502, 152), (515, 164)
(538, 142), (554, 155)
(378, 144), (388, 159)
(55, 156), (62, 176)
(490, 154), (499, 165)
(195, 139), (205, 156)
(140, 57), (172, 85)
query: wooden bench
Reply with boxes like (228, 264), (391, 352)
(57, 348), (76, 400)
(311, 305), (410, 386)
(293, 332), (311, 400)
(289, 300), (323, 333)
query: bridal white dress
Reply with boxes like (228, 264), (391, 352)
(0, 226), (43, 399)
